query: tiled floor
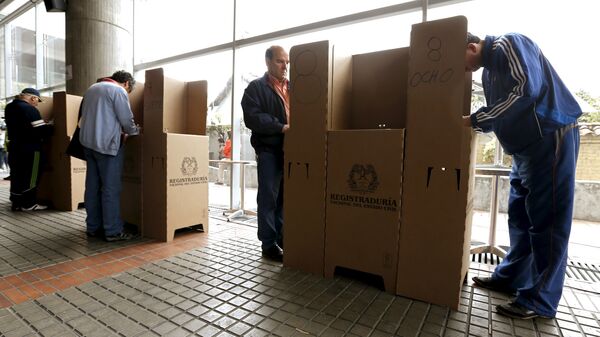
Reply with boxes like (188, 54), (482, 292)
(0, 182), (599, 336)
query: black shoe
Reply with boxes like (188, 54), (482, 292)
(472, 276), (515, 295)
(105, 232), (135, 242)
(86, 230), (105, 239)
(262, 245), (283, 262)
(11, 204), (21, 211)
(496, 301), (551, 320)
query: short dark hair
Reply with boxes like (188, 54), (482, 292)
(110, 70), (136, 90)
(467, 32), (481, 44)
(265, 47), (274, 60)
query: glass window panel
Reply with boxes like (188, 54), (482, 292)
(236, 0), (412, 40)
(133, 0), (234, 64)
(0, 28), (5, 101)
(7, 7), (35, 96)
(38, 9), (65, 88)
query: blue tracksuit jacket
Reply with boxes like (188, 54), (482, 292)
(470, 34), (581, 154)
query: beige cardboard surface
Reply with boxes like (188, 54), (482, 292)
(38, 93), (85, 211)
(186, 81), (208, 136)
(165, 133), (209, 240)
(121, 134), (143, 226)
(129, 83), (144, 126)
(283, 40), (331, 275)
(325, 129), (404, 292)
(329, 45), (352, 131)
(351, 48), (409, 129)
(36, 97), (55, 202)
(142, 68), (209, 242)
(397, 16), (474, 309)
(121, 84), (145, 226)
(144, 68), (166, 137)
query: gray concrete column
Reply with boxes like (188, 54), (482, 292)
(65, 0), (133, 96)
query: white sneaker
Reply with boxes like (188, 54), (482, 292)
(21, 204), (48, 211)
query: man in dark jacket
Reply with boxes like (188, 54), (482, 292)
(5, 88), (53, 211)
(464, 33), (581, 320)
(241, 45), (290, 261)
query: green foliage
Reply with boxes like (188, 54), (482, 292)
(471, 93), (484, 112)
(481, 138), (512, 166)
(575, 90), (600, 123)
(580, 111), (600, 123)
(481, 139), (496, 163)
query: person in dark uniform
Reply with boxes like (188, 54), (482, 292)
(5, 88), (53, 211)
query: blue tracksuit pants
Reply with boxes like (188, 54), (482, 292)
(491, 124), (579, 317)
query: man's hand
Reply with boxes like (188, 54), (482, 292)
(282, 124), (290, 133)
(462, 115), (472, 127)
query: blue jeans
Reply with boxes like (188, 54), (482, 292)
(84, 147), (125, 236)
(491, 124), (579, 317)
(256, 150), (284, 250)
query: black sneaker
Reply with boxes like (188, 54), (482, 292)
(86, 230), (105, 239)
(472, 276), (516, 295)
(262, 245), (283, 262)
(496, 301), (552, 320)
(104, 232), (135, 242)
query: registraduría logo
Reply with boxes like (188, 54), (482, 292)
(329, 163), (397, 212)
(170, 156), (207, 187)
(180, 157), (198, 176)
(347, 164), (379, 193)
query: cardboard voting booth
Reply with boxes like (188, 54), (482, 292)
(285, 16), (475, 310)
(142, 68), (209, 242)
(37, 92), (86, 211)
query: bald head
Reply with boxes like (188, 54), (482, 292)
(265, 45), (289, 81)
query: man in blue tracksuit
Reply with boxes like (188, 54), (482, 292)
(242, 45), (290, 262)
(464, 33), (581, 319)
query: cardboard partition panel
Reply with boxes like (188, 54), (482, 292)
(325, 129), (404, 292)
(121, 134), (143, 226)
(165, 134), (209, 237)
(396, 15), (475, 309)
(283, 40), (332, 275)
(121, 84), (145, 227)
(36, 96), (55, 203)
(350, 48), (409, 129)
(142, 68), (209, 242)
(37, 93), (86, 211)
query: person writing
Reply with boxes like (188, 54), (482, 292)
(464, 33), (581, 319)
(241, 45), (289, 261)
(5, 88), (53, 211)
(79, 70), (140, 241)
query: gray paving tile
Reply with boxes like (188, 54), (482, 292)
(0, 207), (599, 337)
